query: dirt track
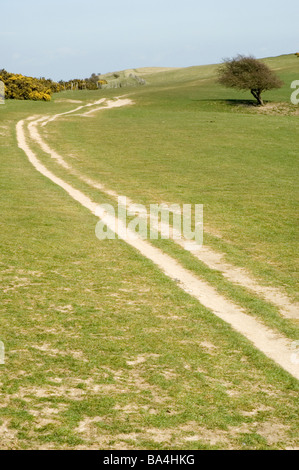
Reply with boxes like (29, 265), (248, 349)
(16, 98), (299, 380)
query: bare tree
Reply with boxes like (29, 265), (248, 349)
(217, 55), (283, 106)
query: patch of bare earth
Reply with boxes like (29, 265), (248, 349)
(0, 124), (10, 137)
(235, 101), (299, 116)
(0, 420), (19, 450)
(0, 267), (44, 294)
(31, 342), (87, 361)
(256, 422), (289, 445)
(55, 99), (83, 104)
(255, 102), (299, 115)
(68, 418), (295, 449)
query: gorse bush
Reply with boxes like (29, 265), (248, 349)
(58, 78), (96, 91)
(58, 73), (106, 91)
(0, 69), (133, 100)
(98, 79), (108, 86)
(28, 90), (52, 101)
(0, 69), (63, 101)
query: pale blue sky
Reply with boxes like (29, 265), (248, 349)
(1, 0), (298, 81)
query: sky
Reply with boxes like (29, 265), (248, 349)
(1, 0), (299, 81)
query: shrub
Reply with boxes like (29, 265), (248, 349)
(0, 69), (62, 101)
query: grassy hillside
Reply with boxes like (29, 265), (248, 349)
(46, 54), (298, 298)
(0, 54), (298, 450)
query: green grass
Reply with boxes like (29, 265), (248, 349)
(38, 55), (298, 317)
(0, 54), (298, 449)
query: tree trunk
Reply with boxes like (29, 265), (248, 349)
(251, 89), (264, 106)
